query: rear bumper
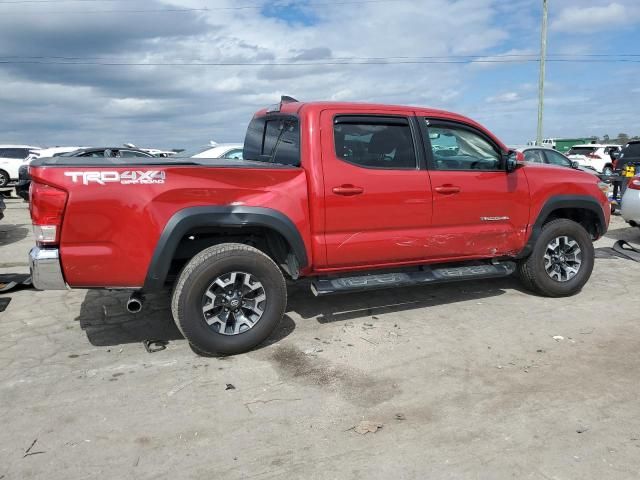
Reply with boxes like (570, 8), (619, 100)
(29, 247), (67, 290)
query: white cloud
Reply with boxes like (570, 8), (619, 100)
(551, 2), (633, 32)
(0, 0), (638, 148)
(486, 92), (522, 103)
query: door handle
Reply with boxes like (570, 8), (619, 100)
(332, 185), (364, 196)
(435, 185), (461, 195)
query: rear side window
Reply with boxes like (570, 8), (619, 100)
(333, 117), (416, 169)
(243, 116), (300, 166)
(523, 149), (545, 163)
(568, 147), (596, 155)
(223, 149), (243, 159)
(0, 148), (30, 159)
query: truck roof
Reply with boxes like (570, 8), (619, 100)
(257, 100), (507, 150)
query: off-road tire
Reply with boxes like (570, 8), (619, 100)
(171, 243), (287, 355)
(517, 219), (594, 297)
(0, 170), (9, 188)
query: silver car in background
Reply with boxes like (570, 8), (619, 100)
(621, 176), (640, 228)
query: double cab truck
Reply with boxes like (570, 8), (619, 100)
(28, 98), (610, 355)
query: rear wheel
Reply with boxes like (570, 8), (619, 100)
(518, 219), (594, 297)
(602, 165), (614, 176)
(171, 243), (287, 355)
(0, 170), (9, 188)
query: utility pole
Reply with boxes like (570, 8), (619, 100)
(536, 0), (548, 145)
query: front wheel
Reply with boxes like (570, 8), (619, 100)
(171, 243), (287, 356)
(0, 170), (9, 188)
(602, 165), (614, 176)
(517, 219), (594, 297)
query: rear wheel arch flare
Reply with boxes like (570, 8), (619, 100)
(144, 206), (308, 291)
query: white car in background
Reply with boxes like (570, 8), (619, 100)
(28, 146), (84, 160)
(566, 144), (621, 175)
(0, 145), (40, 187)
(182, 142), (244, 159)
(122, 144), (176, 157)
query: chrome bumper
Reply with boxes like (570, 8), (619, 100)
(29, 247), (67, 290)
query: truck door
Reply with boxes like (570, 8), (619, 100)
(420, 118), (530, 259)
(320, 110), (432, 268)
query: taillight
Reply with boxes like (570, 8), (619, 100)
(29, 182), (68, 245)
(629, 177), (640, 190)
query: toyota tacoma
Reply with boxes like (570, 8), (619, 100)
(28, 98), (610, 355)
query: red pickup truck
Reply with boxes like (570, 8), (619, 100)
(28, 98), (610, 355)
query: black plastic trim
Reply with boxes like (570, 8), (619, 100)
(334, 115), (409, 125)
(516, 195), (607, 259)
(143, 206), (308, 291)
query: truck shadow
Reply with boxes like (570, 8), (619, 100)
(285, 277), (513, 324)
(0, 224), (29, 246)
(604, 226), (640, 244)
(76, 278), (518, 349)
(76, 289), (295, 350)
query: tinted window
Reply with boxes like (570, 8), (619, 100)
(622, 143), (640, 157)
(524, 149), (545, 163)
(568, 147), (596, 155)
(243, 116), (300, 166)
(545, 150), (571, 166)
(121, 150), (152, 158)
(427, 124), (501, 171)
(79, 151), (105, 157)
(0, 148), (30, 159)
(333, 119), (416, 169)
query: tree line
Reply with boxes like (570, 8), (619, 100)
(597, 133), (640, 145)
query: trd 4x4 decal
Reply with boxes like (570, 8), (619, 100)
(64, 171), (166, 185)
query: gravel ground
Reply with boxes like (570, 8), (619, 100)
(1, 197), (639, 480)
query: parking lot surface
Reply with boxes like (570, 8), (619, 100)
(1, 198), (640, 479)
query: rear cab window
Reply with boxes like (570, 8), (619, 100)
(243, 115), (300, 167)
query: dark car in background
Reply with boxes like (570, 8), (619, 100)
(517, 146), (600, 176)
(16, 147), (155, 201)
(617, 141), (640, 171)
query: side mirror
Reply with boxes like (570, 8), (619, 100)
(571, 160), (580, 169)
(505, 150), (520, 173)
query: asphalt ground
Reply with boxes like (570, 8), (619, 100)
(1, 197), (639, 480)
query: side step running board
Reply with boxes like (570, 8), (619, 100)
(311, 261), (516, 296)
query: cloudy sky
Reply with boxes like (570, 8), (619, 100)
(0, 0), (639, 149)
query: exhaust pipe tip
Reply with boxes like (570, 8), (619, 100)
(126, 293), (144, 314)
